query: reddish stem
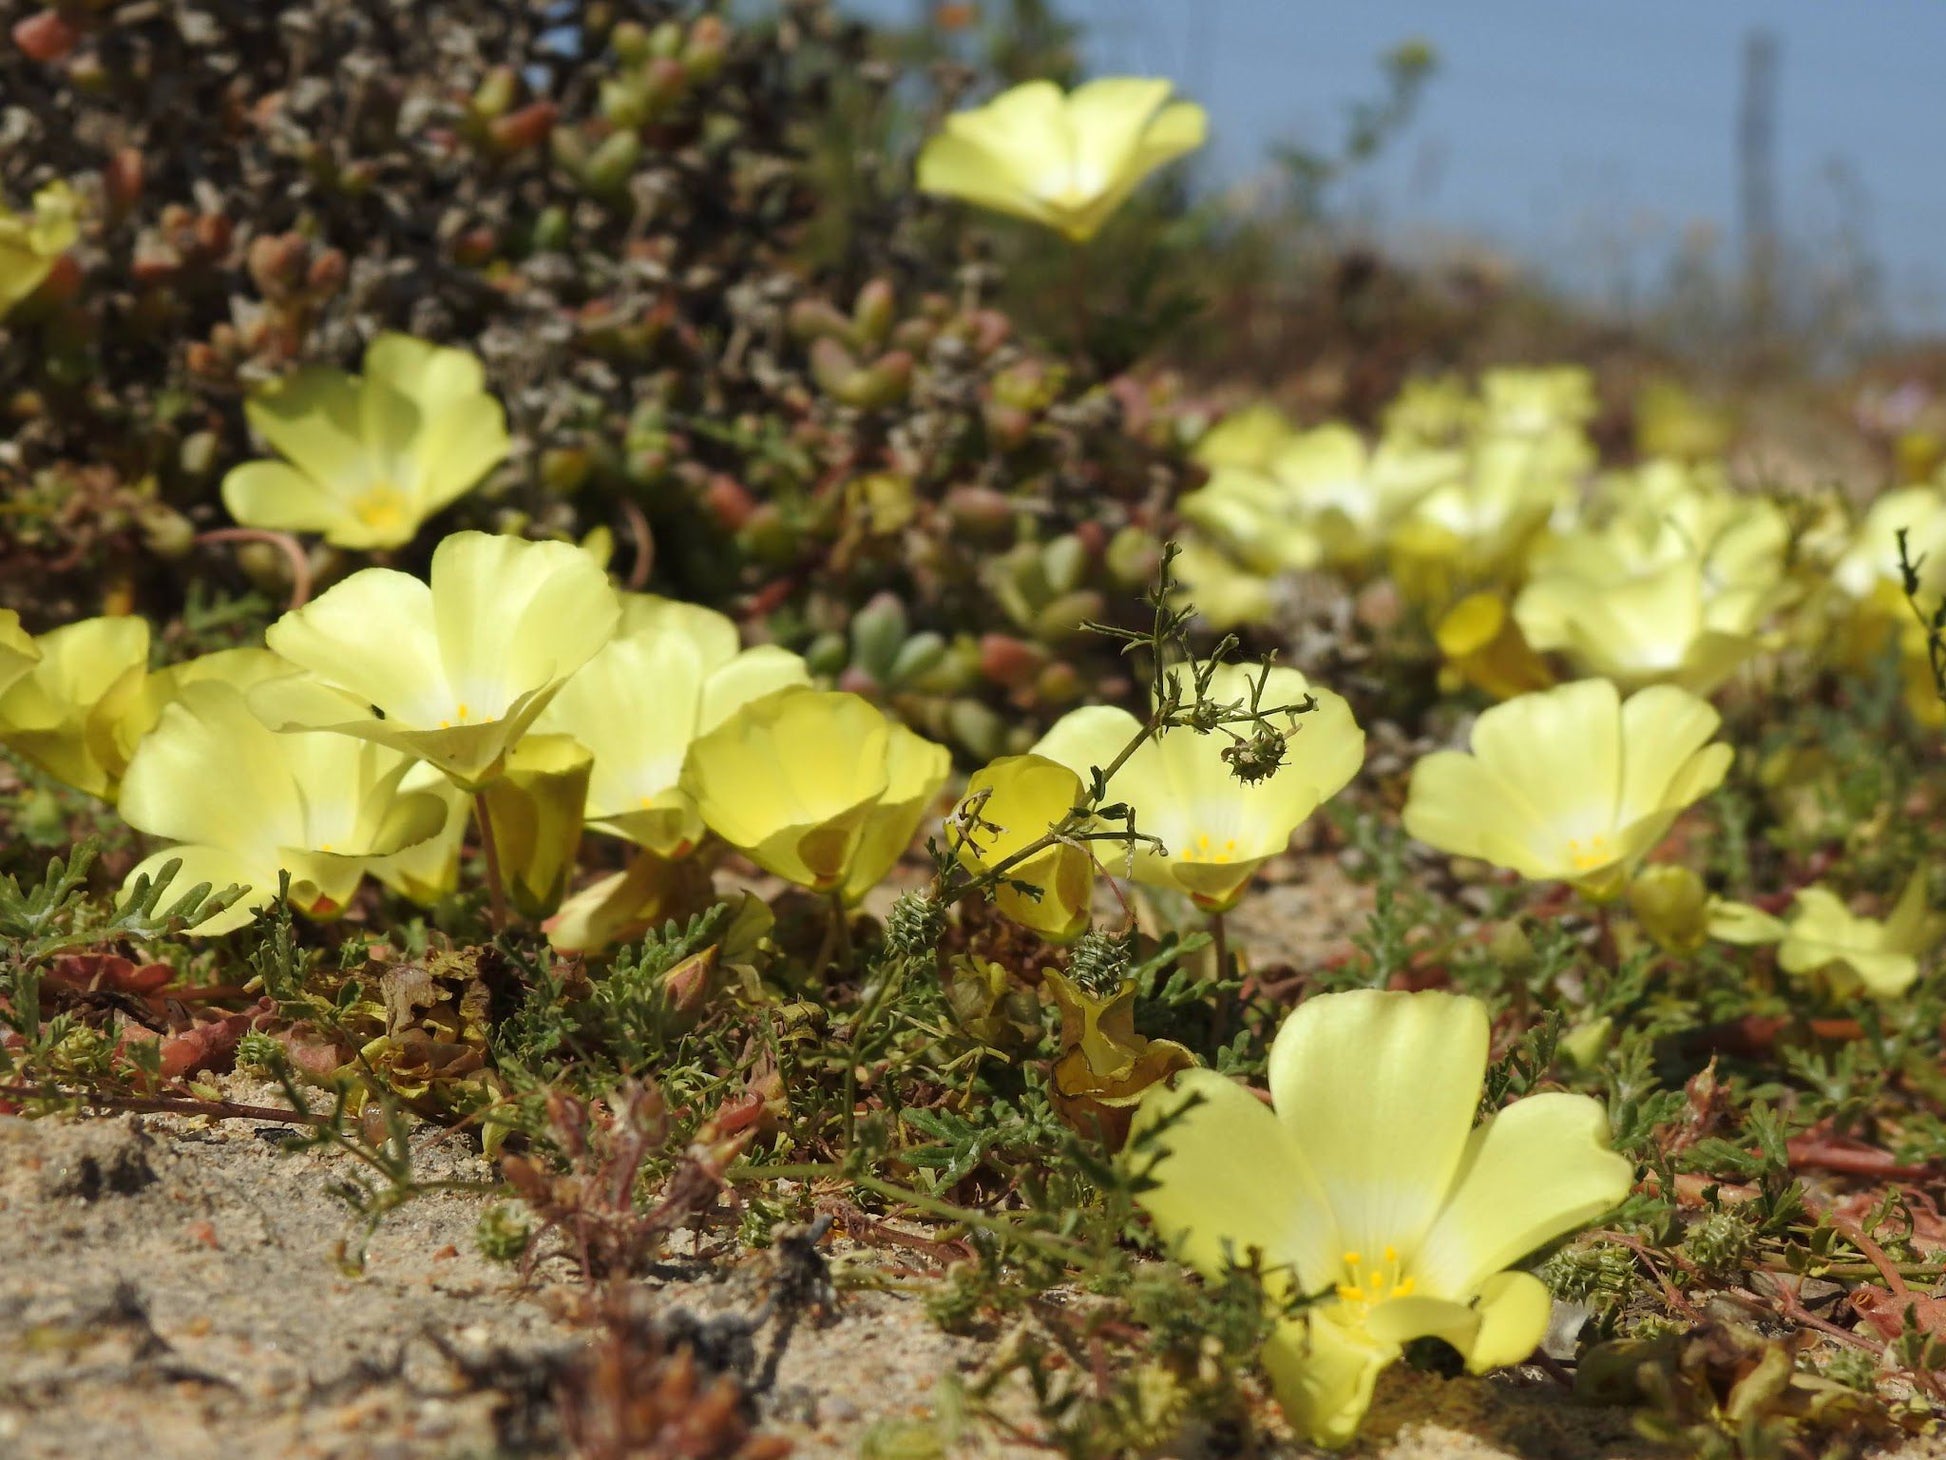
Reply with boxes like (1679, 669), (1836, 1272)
(196, 527), (313, 609)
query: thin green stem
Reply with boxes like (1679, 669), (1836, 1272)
(473, 791), (510, 932)
(733, 1162), (1086, 1262)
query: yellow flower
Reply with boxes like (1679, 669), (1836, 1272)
(221, 334), (511, 550)
(1633, 379), (1734, 462)
(1513, 557), (1763, 695)
(1270, 425), (1461, 571)
(1033, 664), (1363, 913)
(1182, 425), (1461, 576)
(1046, 968), (1194, 1146)
(679, 689), (950, 899)
(1712, 871), (1943, 998)
(916, 77), (1207, 243)
(950, 754), (1095, 941)
(1433, 591), (1554, 701)
(367, 765), (472, 907)
(1832, 485), (1946, 607)
(0, 181), (78, 318)
(0, 610), (42, 700)
(1822, 485), (1946, 666)
(1130, 989), (1632, 1447)
(251, 531), (621, 790)
(477, 734), (593, 919)
(1178, 464), (1323, 574)
(116, 650), (448, 934)
(0, 615), (158, 799)
(542, 850), (726, 956)
(1627, 864), (1712, 954)
(1381, 373), (1474, 448)
(1191, 402), (1294, 473)
(848, 723), (957, 906)
(535, 595), (808, 856)
(1168, 535), (1278, 630)
(1540, 461), (1787, 594)
(1478, 365), (1596, 440)
(1387, 436), (1572, 608)
(1402, 679), (1732, 900)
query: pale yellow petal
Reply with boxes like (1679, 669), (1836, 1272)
(118, 683), (305, 849)
(1402, 749), (1557, 876)
(915, 132), (1053, 229)
(1410, 1092), (1633, 1297)
(1267, 990), (1488, 1263)
(1471, 679), (1622, 837)
(1032, 704), (1145, 790)
(362, 333), (486, 413)
(1459, 1270), (1556, 1371)
(1707, 899), (1789, 945)
(1260, 1313), (1396, 1451)
(428, 532), (619, 716)
(842, 722), (951, 903)
(616, 594), (741, 663)
(698, 646), (810, 731)
(1361, 1293), (1484, 1355)
(479, 733), (592, 917)
(245, 366), (372, 487)
(955, 754), (1094, 941)
(0, 610), (38, 700)
(406, 392), (509, 514)
(1616, 685), (1728, 825)
(222, 460), (374, 546)
(262, 568), (445, 720)
(1128, 1068), (1338, 1293)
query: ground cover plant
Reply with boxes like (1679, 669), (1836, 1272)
(7, 1), (1946, 1455)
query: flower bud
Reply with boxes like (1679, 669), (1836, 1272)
(1628, 864), (1711, 955)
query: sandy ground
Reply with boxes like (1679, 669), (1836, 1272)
(1, 862), (1935, 1457)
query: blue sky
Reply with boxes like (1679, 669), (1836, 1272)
(845, 0), (1946, 330)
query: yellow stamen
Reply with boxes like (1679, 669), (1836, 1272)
(1182, 831), (1239, 866)
(1335, 1244), (1415, 1310)
(350, 481), (410, 533)
(1565, 833), (1612, 871)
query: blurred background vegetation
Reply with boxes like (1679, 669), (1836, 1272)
(4, 0), (1942, 765)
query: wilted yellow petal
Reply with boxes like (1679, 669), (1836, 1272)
(953, 753), (1094, 941)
